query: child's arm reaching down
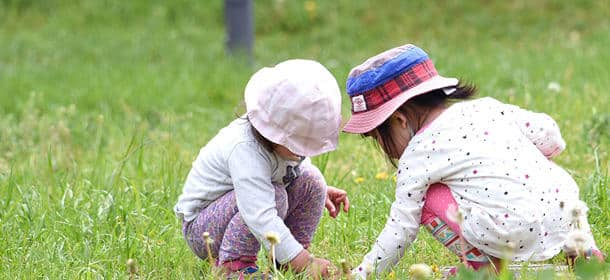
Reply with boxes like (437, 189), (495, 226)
(353, 146), (445, 278)
(500, 100), (566, 158)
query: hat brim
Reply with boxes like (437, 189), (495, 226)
(342, 75), (458, 134)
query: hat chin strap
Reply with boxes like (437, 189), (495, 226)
(442, 87), (457, 95)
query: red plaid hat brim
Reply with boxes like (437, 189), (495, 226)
(343, 75), (458, 134)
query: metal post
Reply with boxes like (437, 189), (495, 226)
(224, 0), (254, 64)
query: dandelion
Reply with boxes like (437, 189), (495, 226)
(547, 82), (561, 92)
(202, 232), (216, 267)
(408, 263), (433, 279)
(375, 172), (388, 180)
(126, 258), (138, 280)
(265, 231), (281, 275)
(304, 1), (317, 19)
(354, 177), (365, 184)
(392, 175), (397, 182)
(445, 204), (464, 225)
(96, 114), (105, 125)
(431, 264), (440, 274)
(340, 259), (352, 280)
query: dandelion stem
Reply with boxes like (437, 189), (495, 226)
(126, 258), (138, 280)
(265, 231), (280, 276)
(202, 232), (216, 267)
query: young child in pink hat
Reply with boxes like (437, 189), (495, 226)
(343, 44), (604, 278)
(174, 59), (349, 279)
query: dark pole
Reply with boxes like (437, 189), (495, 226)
(224, 0), (254, 64)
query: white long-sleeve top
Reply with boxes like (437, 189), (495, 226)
(356, 97), (582, 277)
(174, 118), (313, 263)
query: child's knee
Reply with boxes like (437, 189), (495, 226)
(300, 167), (327, 194)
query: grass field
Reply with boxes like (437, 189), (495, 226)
(1, 0), (608, 278)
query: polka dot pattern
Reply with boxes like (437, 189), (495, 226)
(356, 98), (597, 276)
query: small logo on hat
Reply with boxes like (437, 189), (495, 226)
(352, 95), (367, 112)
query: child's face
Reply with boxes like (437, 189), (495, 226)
(273, 145), (303, 161)
(366, 113), (413, 159)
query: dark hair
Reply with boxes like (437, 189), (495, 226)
(363, 82), (477, 166)
(242, 116), (276, 153)
(237, 103), (277, 153)
(251, 124), (275, 153)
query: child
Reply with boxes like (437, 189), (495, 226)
(342, 44), (604, 278)
(174, 59), (350, 279)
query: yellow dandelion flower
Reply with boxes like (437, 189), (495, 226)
(392, 175), (397, 182)
(304, 1), (316, 13)
(375, 172), (388, 180)
(354, 177), (365, 184)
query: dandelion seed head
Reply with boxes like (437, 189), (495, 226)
(126, 258), (138, 274)
(445, 204), (464, 224)
(409, 263), (432, 279)
(265, 231), (281, 245)
(547, 82), (561, 92)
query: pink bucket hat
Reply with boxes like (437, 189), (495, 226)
(343, 44), (458, 134)
(245, 59), (342, 157)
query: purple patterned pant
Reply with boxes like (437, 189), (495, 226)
(182, 167), (326, 264)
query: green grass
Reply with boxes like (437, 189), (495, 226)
(1, 0), (609, 278)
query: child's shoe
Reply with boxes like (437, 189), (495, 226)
(223, 260), (272, 280)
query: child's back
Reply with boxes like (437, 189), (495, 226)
(176, 118), (298, 222)
(406, 96), (577, 260)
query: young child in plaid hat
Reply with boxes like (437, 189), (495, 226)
(174, 59), (349, 279)
(343, 44), (604, 278)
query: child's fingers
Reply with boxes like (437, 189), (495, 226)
(342, 196), (350, 212)
(325, 198), (337, 218)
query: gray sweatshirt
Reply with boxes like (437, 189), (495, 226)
(174, 118), (309, 263)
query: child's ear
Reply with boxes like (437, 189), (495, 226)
(391, 111), (409, 129)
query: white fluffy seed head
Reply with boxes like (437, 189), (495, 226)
(409, 263), (432, 279)
(126, 258), (138, 273)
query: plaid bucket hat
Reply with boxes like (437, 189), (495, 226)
(343, 44), (458, 134)
(245, 59), (342, 157)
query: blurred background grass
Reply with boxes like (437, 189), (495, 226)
(1, 0), (608, 278)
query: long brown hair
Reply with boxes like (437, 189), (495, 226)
(363, 82), (477, 166)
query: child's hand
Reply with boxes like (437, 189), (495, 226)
(290, 250), (338, 279)
(325, 186), (350, 218)
(308, 257), (339, 279)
